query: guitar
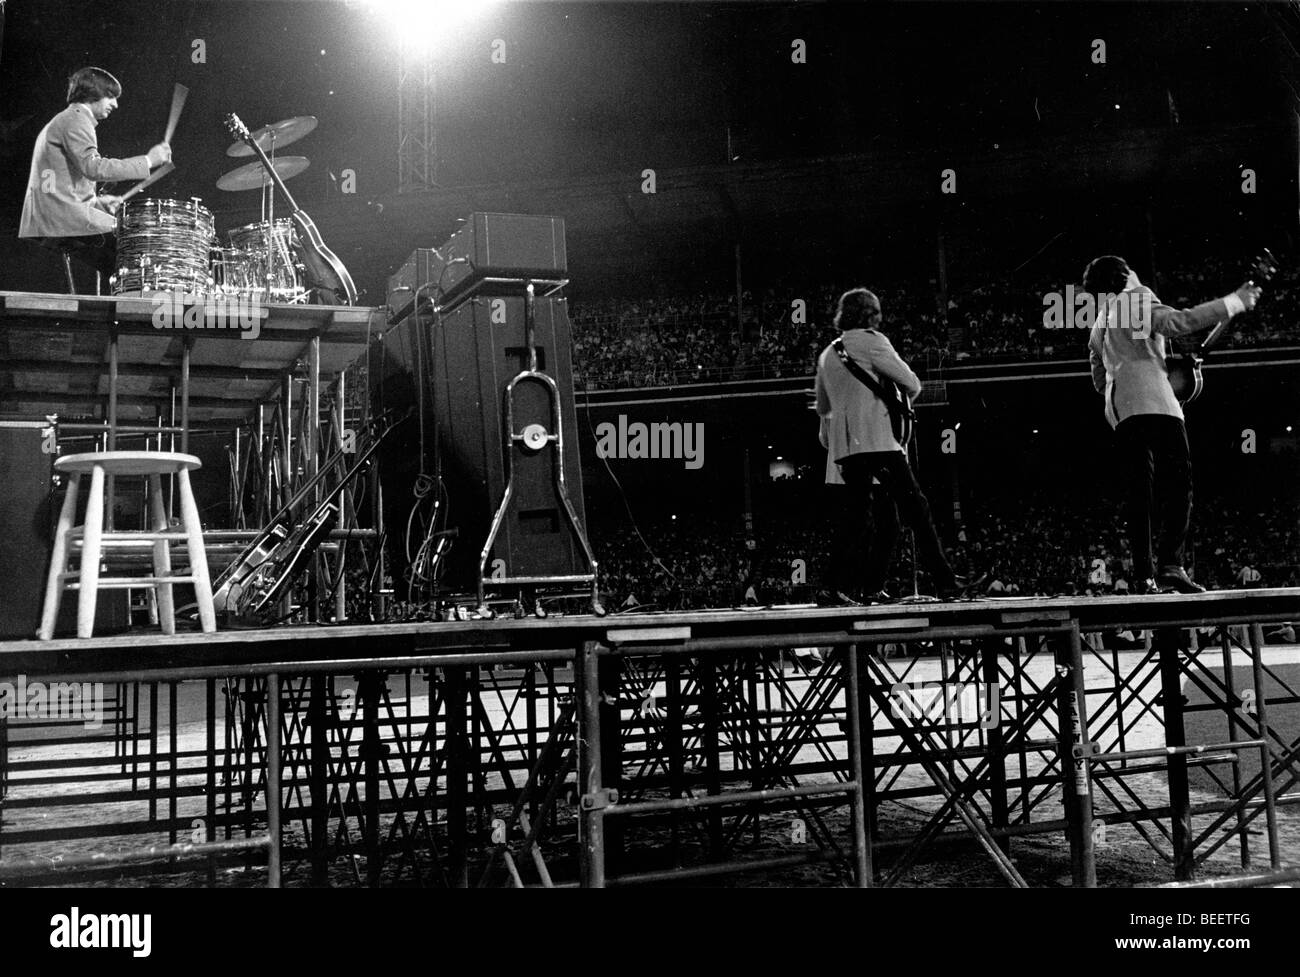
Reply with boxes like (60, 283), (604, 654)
(223, 112), (357, 305)
(1167, 249), (1278, 404)
(213, 411), (408, 621)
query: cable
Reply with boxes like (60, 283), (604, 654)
(574, 346), (677, 587)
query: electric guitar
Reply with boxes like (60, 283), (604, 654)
(1167, 249), (1278, 404)
(831, 335), (916, 447)
(223, 112), (357, 305)
(213, 411), (408, 621)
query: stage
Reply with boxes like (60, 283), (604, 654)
(2, 589), (1298, 888)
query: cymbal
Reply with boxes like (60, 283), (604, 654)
(226, 116), (318, 157)
(216, 156), (310, 191)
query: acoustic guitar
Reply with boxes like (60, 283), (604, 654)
(223, 112), (357, 305)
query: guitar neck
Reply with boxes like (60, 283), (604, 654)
(246, 138), (301, 213)
(1199, 320), (1229, 353)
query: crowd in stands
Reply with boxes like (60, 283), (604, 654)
(591, 489), (1300, 612)
(568, 256), (1300, 390)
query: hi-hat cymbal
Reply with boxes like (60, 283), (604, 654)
(226, 116), (318, 157)
(216, 156), (310, 191)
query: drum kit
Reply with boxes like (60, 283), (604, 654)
(111, 115), (319, 304)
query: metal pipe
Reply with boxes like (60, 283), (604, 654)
(602, 779), (858, 817)
(1065, 620), (1096, 887)
(266, 671), (281, 888)
(4, 647), (576, 686)
(844, 644), (872, 887)
(1092, 740), (1265, 764)
(1155, 628), (1192, 880)
(180, 337), (191, 455)
(0, 836), (271, 878)
(1248, 622), (1282, 869)
(1155, 866), (1300, 889)
(608, 851), (828, 887)
(577, 641), (605, 887)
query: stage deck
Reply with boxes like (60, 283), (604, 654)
(3, 588), (1298, 678)
(0, 290), (382, 420)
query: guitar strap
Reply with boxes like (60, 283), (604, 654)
(831, 335), (916, 423)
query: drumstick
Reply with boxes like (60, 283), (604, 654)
(163, 83), (188, 145)
(119, 162), (175, 205)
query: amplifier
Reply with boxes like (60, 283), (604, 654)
(386, 213), (569, 322)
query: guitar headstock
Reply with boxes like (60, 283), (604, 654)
(224, 113), (250, 142)
(1249, 248), (1279, 286)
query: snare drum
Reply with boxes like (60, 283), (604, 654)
(113, 197), (216, 296)
(228, 219), (305, 303)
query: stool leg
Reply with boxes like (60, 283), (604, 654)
(78, 465), (105, 638)
(149, 474), (175, 635)
(61, 252), (77, 294)
(177, 468), (216, 633)
(38, 474), (81, 640)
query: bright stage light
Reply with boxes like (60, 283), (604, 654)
(365, 0), (499, 51)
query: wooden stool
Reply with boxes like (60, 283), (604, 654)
(39, 452), (216, 640)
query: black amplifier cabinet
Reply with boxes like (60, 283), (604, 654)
(385, 247), (441, 325)
(0, 421), (51, 638)
(0, 421), (127, 638)
(386, 213), (569, 322)
(370, 294), (589, 600)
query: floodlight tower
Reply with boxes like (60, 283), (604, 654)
(397, 42), (437, 192)
(379, 0), (497, 192)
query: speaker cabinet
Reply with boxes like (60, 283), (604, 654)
(0, 423), (54, 638)
(371, 294), (589, 599)
(0, 422), (139, 638)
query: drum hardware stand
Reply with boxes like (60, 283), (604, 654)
(262, 130), (277, 301)
(474, 281), (604, 617)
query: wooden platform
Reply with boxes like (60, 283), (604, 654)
(4, 588), (1298, 679)
(0, 290), (382, 420)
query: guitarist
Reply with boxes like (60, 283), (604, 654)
(1084, 254), (1260, 594)
(814, 288), (964, 604)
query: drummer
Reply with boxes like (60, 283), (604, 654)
(18, 67), (172, 284)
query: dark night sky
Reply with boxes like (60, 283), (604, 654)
(2, 1), (1299, 294)
(2, 2), (1297, 200)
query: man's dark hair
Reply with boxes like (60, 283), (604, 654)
(67, 67), (122, 105)
(834, 288), (880, 331)
(1081, 254), (1131, 296)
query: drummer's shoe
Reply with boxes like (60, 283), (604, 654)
(1134, 577), (1161, 595)
(1156, 566), (1206, 594)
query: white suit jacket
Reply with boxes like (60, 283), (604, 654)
(1087, 285), (1233, 429)
(19, 103), (150, 239)
(815, 328), (921, 460)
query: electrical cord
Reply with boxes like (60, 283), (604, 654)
(572, 326), (676, 589)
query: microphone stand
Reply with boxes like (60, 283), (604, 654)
(899, 429), (937, 605)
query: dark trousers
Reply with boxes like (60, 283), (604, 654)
(1115, 414), (1193, 578)
(829, 451), (956, 595)
(41, 234), (116, 294)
